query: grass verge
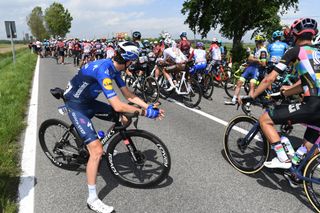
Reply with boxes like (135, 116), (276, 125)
(0, 48), (37, 213)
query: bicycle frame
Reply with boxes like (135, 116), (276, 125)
(240, 117), (320, 184)
(175, 71), (192, 95)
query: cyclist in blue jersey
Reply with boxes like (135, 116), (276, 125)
(267, 30), (289, 67)
(63, 41), (165, 213)
(241, 18), (320, 174)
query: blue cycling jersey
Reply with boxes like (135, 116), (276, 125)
(267, 41), (288, 63)
(64, 59), (126, 103)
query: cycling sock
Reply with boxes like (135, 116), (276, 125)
(87, 184), (98, 202)
(272, 141), (289, 162)
(168, 78), (175, 87)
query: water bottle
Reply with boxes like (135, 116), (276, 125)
(97, 130), (105, 139)
(291, 146), (307, 165)
(280, 136), (295, 159)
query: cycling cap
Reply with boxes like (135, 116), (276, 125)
(117, 41), (140, 62)
(254, 35), (266, 42)
(290, 18), (318, 36)
(180, 31), (187, 38)
(132, 31), (141, 39)
(272, 30), (283, 39)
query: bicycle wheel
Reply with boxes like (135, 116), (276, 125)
(38, 119), (84, 170)
(224, 76), (237, 98)
(125, 74), (138, 93)
(224, 115), (270, 174)
(183, 77), (202, 108)
(142, 76), (160, 103)
(303, 153), (320, 212)
(202, 74), (214, 99)
(105, 129), (171, 188)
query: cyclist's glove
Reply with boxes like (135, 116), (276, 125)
(145, 104), (159, 119)
(241, 96), (254, 104)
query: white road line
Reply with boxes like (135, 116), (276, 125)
(167, 98), (257, 137)
(18, 56), (40, 213)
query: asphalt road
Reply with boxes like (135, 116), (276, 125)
(33, 57), (314, 213)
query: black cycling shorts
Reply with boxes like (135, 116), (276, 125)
(268, 96), (320, 143)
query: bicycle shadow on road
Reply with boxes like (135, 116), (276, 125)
(220, 148), (314, 212)
(97, 159), (173, 199)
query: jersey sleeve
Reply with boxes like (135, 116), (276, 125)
(114, 72), (126, 88)
(274, 47), (299, 74)
(97, 68), (118, 99)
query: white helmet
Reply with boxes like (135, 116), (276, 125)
(164, 38), (175, 47)
(117, 41), (140, 62)
(212, 37), (218, 43)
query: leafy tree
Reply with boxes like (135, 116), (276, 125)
(44, 2), (73, 38)
(181, 0), (299, 62)
(26, 6), (49, 40)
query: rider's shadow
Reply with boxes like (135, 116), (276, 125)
(97, 158), (174, 200)
(220, 149), (314, 212)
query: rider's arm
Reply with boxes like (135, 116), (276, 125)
(120, 87), (148, 109)
(281, 79), (303, 96)
(252, 70), (279, 99)
(108, 95), (145, 115)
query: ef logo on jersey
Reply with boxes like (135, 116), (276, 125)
(103, 78), (113, 90)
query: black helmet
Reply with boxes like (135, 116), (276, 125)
(132, 31), (141, 40)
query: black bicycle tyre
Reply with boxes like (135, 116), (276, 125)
(105, 129), (171, 188)
(224, 115), (269, 174)
(142, 76), (160, 103)
(183, 77), (202, 108)
(202, 74), (214, 99)
(224, 76), (237, 98)
(303, 153), (320, 212)
(38, 119), (82, 170)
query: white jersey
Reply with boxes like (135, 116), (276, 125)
(193, 49), (207, 64)
(163, 47), (187, 64)
(83, 43), (92, 54)
(210, 45), (221, 61)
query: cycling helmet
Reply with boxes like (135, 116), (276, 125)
(117, 41), (140, 62)
(254, 34), (266, 42)
(132, 31), (141, 40)
(290, 18), (318, 36)
(107, 42), (114, 47)
(196, 41), (204, 48)
(272, 30), (283, 39)
(212, 37), (218, 43)
(164, 38), (175, 48)
(180, 31), (187, 38)
(143, 39), (151, 48)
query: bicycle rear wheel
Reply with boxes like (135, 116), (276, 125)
(183, 77), (202, 108)
(202, 74), (214, 99)
(303, 154), (320, 212)
(142, 76), (159, 103)
(224, 76), (237, 98)
(224, 115), (269, 174)
(105, 129), (171, 188)
(38, 119), (84, 170)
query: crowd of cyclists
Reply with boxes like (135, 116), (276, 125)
(34, 17), (320, 213)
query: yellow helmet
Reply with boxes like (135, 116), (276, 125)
(254, 35), (265, 42)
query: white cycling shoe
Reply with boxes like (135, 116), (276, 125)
(87, 198), (114, 213)
(264, 157), (292, 169)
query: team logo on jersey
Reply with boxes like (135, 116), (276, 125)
(103, 78), (113, 90)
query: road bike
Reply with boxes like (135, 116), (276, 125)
(38, 88), (171, 188)
(206, 60), (231, 87)
(224, 63), (250, 98)
(157, 62), (202, 108)
(223, 98), (320, 212)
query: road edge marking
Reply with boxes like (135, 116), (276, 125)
(18, 55), (39, 213)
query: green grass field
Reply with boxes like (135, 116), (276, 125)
(0, 48), (37, 212)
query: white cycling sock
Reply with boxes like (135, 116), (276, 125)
(87, 184), (98, 202)
(168, 78), (175, 87)
(273, 142), (289, 162)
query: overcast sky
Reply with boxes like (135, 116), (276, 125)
(0, 0), (319, 42)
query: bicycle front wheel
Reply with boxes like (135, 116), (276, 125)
(106, 129), (171, 188)
(224, 115), (269, 174)
(202, 74), (214, 99)
(38, 119), (84, 170)
(183, 77), (202, 108)
(303, 154), (320, 212)
(142, 76), (160, 103)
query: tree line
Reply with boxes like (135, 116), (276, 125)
(27, 2), (72, 41)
